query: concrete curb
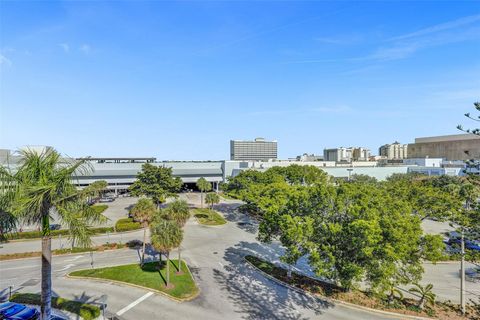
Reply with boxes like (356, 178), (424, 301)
(66, 260), (200, 303)
(192, 210), (227, 227)
(244, 258), (434, 320)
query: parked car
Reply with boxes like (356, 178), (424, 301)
(49, 224), (61, 230)
(8, 306), (38, 320)
(99, 197), (115, 203)
(444, 231), (480, 252)
(0, 302), (38, 320)
(466, 267), (480, 282)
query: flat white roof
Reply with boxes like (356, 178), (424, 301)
(415, 133), (480, 143)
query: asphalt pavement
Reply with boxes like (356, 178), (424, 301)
(1, 193), (478, 320)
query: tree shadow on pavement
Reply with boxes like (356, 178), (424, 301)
(214, 203), (259, 234)
(214, 243), (333, 320)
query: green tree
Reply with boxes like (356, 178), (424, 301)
(130, 164), (182, 208)
(257, 178), (444, 292)
(130, 198), (156, 265)
(458, 101), (480, 136)
(0, 210), (17, 241)
(0, 185), (17, 241)
(83, 180), (108, 201)
(205, 192), (220, 210)
(150, 219), (183, 287)
(196, 177), (211, 208)
(458, 102), (480, 172)
(163, 199), (190, 271)
(409, 283), (436, 310)
(278, 215), (315, 277)
(0, 148), (106, 319)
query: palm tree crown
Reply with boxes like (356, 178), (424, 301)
(0, 148), (106, 320)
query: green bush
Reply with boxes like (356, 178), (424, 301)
(4, 216), (141, 241)
(115, 218), (142, 232)
(5, 226), (116, 241)
(10, 293), (101, 320)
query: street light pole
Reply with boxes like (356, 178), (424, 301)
(347, 168), (353, 181)
(460, 230), (465, 315)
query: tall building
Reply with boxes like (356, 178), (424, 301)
(323, 147), (352, 162)
(379, 142), (408, 159)
(352, 147), (371, 161)
(408, 134), (480, 161)
(296, 153), (324, 162)
(230, 138), (278, 161)
(323, 147), (370, 162)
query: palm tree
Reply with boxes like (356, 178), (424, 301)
(150, 219), (183, 288)
(409, 283), (436, 310)
(0, 148), (106, 320)
(386, 286), (404, 305)
(196, 177), (211, 208)
(205, 192), (220, 210)
(130, 198), (156, 266)
(164, 200), (190, 271)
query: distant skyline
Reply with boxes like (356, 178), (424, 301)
(1, 1), (479, 160)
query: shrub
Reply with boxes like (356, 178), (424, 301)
(10, 293), (101, 320)
(115, 218), (141, 232)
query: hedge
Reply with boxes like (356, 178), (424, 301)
(10, 293), (101, 320)
(4, 227), (115, 241)
(4, 217), (142, 241)
(115, 218), (142, 232)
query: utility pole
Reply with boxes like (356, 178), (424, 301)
(460, 229), (465, 315)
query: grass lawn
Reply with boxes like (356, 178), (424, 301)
(92, 204), (108, 214)
(69, 260), (198, 299)
(192, 208), (227, 226)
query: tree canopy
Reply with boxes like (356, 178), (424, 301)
(129, 164), (182, 207)
(224, 165), (449, 293)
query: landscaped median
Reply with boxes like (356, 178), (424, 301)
(245, 255), (474, 320)
(0, 242), (138, 261)
(10, 293), (100, 320)
(192, 208), (226, 226)
(69, 260), (199, 301)
(2, 217), (142, 242)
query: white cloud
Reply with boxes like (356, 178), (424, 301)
(59, 43), (70, 53)
(0, 54), (12, 66)
(311, 105), (353, 114)
(315, 34), (363, 45)
(366, 25), (480, 61)
(390, 14), (480, 41)
(80, 44), (91, 54)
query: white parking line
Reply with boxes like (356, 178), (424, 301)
(55, 264), (75, 272)
(116, 292), (153, 316)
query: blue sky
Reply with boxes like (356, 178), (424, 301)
(1, 1), (479, 160)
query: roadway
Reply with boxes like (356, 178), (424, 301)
(1, 193), (478, 319)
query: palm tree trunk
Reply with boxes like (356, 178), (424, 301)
(419, 298), (425, 310)
(141, 226), (146, 265)
(41, 215), (52, 320)
(201, 191), (204, 208)
(178, 247), (181, 272)
(166, 252), (170, 286)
